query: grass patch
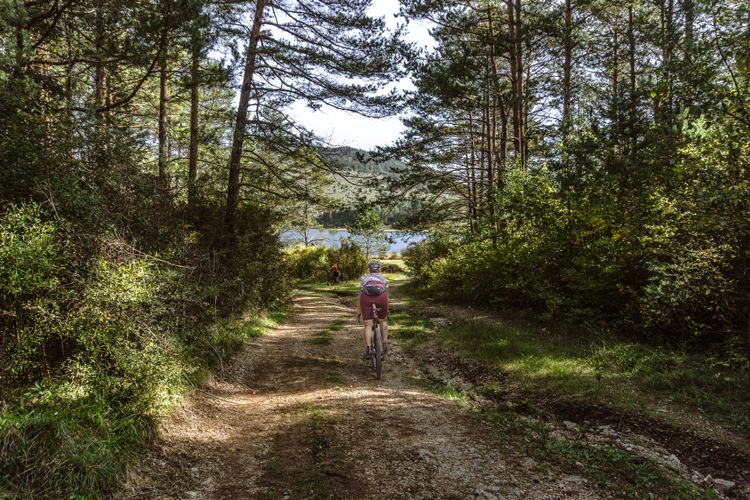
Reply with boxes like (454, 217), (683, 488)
(543, 439), (706, 497)
(483, 409), (708, 498)
(297, 404), (327, 430)
(0, 310), (286, 498)
(297, 279), (359, 298)
(436, 318), (750, 437)
(220, 310), (288, 341)
(309, 318), (347, 345)
(299, 469), (334, 499)
(415, 378), (469, 407)
(310, 331), (333, 345)
(296, 273), (407, 298)
(388, 311), (433, 341)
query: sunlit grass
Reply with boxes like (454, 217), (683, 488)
(309, 318), (346, 345)
(482, 408), (708, 497)
(418, 379), (469, 407)
(437, 318), (750, 435)
(0, 308), (288, 498)
(388, 312), (433, 340)
(239, 310), (288, 338)
(296, 278), (358, 297)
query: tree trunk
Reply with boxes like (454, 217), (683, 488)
(487, 7), (503, 190)
(484, 64), (494, 201)
(224, 0), (267, 242)
(13, 0), (25, 74)
(94, 12), (106, 171)
(562, 0), (573, 172)
(467, 110), (478, 229)
(499, 99), (508, 167)
(158, 43), (170, 192)
(507, 0), (525, 168)
(628, 4), (637, 161)
(683, 0), (694, 110)
(611, 19), (620, 157)
(188, 33), (201, 211)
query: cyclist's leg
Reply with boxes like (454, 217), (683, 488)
(378, 293), (389, 346)
(363, 319), (373, 348)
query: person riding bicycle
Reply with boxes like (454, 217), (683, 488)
(356, 260), (389, 359)
(330, 260), (340, 284)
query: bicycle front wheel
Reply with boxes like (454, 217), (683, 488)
(373, 323), (383, 380)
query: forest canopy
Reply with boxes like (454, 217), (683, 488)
(393, 0), (750, 356)
(0, 1), (405, 496)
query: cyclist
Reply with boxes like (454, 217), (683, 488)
(356, 260), (389, 359)
(330, 260), (340, 284)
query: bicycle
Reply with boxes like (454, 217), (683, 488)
(370, 303), (384, 380)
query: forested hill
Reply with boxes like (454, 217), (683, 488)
(314, 146), (420, 228)
(320, 146), (405, 176)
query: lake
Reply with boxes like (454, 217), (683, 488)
(280, 228), (425, 254)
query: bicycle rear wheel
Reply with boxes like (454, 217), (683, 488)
(373, 322), (383, 380)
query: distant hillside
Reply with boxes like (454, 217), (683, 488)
(316, 147), (413, 228)
(319, 146), (405, 176)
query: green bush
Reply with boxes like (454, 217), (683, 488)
(284, 239), (367, 282)
(402, 232), (456, 283)
(0, 202), (291, 498)
(0, 205), (69, 381)
(380, 262), (403, 273)
(0, 204), (63, 304)
(406, 129), (750, 356)
(284, 245), (332, 281)
(336, 239), (368, 280)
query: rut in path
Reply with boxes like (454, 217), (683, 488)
(117, 291), (599, 499)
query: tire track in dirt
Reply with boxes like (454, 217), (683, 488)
(116, 291), (602, 499)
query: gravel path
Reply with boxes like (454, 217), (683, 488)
(116, 290), (601, 499)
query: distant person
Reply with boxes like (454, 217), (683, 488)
(356, 260), (389, 359)
(330, 260), (340, 284)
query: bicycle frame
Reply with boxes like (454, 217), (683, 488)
(370, 303), (383, 379)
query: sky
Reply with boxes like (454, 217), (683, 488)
(286, 0), (436, 151)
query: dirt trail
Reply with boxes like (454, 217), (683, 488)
(117, 291), (601, 499)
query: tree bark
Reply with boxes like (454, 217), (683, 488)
(13, 0), (26, 74)
(224, 0), (267, 242)
(158, 42), (170, 191)
(628, 4), (637, 160)
(683, 0), (694, 110)
(467, 110), (478, 229)
(188, 32), (201, 211)
(487, 7), (503, 190)
(94, 11), (106, 171)
(562, 0), (573, 172)
(507, 0), (525, 168)
(611, 16), (620, 157)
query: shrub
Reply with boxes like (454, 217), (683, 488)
(403, 232), (456, 283)
(0, 204), (64, 305)
(284, 245), (331, 281)
(336, 239), (367, 280)
(283, 239), (367, 282)
(380, 262), (403, 273)
(0, 202), (291, 498)
(0, 204), (69, 381)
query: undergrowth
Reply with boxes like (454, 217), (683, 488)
(0, 203), (290, 498)
(0, 312), (286, 498)
(434, 319), (750, 437)
(484, 409), (709, 498)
